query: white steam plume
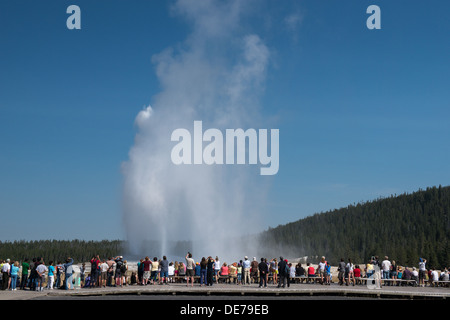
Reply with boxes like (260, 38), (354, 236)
(122, 0), (271, 261)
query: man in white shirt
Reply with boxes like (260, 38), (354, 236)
(418, 258), (427, 287)
(430, 268), (439, 287)
(100, 260), (109, 288)
(185, 252), (195, 287)
(381, 256), (391, 284)
(36, 262), (48, 292)
(1, 259), (11, 290)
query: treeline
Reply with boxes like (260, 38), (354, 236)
(0, 239), (125, 264)
(257, 185), (450, 270)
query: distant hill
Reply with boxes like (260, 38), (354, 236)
(258, 185), (450, 269)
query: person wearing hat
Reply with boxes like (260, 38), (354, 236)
(418, 258), (427, 287)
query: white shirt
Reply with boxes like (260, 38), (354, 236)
(168, 265), (175, 276)
(1, 263), (10, 273)
(419, 261), (426, 271)
(290, 266), (296, 278)
(36, 264), (48, 275)
(431, 270), (439, 281)
(100, 262), (109, 272)
(382, 260), (391, 272)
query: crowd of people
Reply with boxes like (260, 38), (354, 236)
(1, 253), (448, 291)
(0, 257), (75, 291)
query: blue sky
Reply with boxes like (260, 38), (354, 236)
(1, 0), (449, 241)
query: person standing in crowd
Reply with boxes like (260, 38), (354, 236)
(418, 258), (427, 287)
(122, 260), (129, 285)
(100, 259), (109, 288)
(36, 260), (48, 292)
(159, 256), (169, 285)
(318, 256), (327, 284)
(207, 256), (215, 286)
(106, 257), (116, 287)
(251, 257), (259, 284)
(80, 263), (86, 288)
(381, 256), (391, 285)
(137, 259), (144, 285)
(142, 256), (152, 285)
(47, 261), (55, 290)
(10, 261), (20, 291)
(185, 252), (195, 287)
(243, 256), (251, 285)
(337, 258), (346, 286)
(55, 261), (64, 289)
(64, 257), (74, 290)
(258, 258), (268, 288)
(343, 258), (353, 286)
(150, 257), (159, 285)
(200, 257), (208, 287)
(236, 262), (243, 285)
(214, 256), (220, 284)
(1, 259), (11, 290)
(114, 256), (124, 287)
(90, 255), (100, 288)
(20, 258), (30, 290)
(277, 257), (287, 288)
(390, 260), (398, 285)
(324, 261), (331, 285)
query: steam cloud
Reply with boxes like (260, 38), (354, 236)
(122, 0), (272, 261)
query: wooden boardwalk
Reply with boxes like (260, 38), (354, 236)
(1, 282), (448, 300)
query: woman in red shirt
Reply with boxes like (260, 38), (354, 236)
(221, 263), (229, 276)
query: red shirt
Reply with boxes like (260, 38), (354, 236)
(143, 260), (152, 272)
(308, 266), (315, 275)
(354, 268), (361, 277)
(221, 266), (229, 275)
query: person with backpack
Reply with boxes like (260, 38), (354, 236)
(114, 256), (124, 287)
(90, 255), (100, 288)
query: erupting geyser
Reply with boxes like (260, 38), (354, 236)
(121, 0), (273, 260)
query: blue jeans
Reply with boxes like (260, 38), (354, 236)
(54, 274), (60, 288)
(383, 271), (390, 279)
(65, 273), (73, 289)
(200, 269), (207, 285)
(160, 271), (168, 283)
(151, 271), (158, 282)
(10, 275), (18, 290)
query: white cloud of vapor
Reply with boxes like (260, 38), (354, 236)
(121, 0), (272, 261)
